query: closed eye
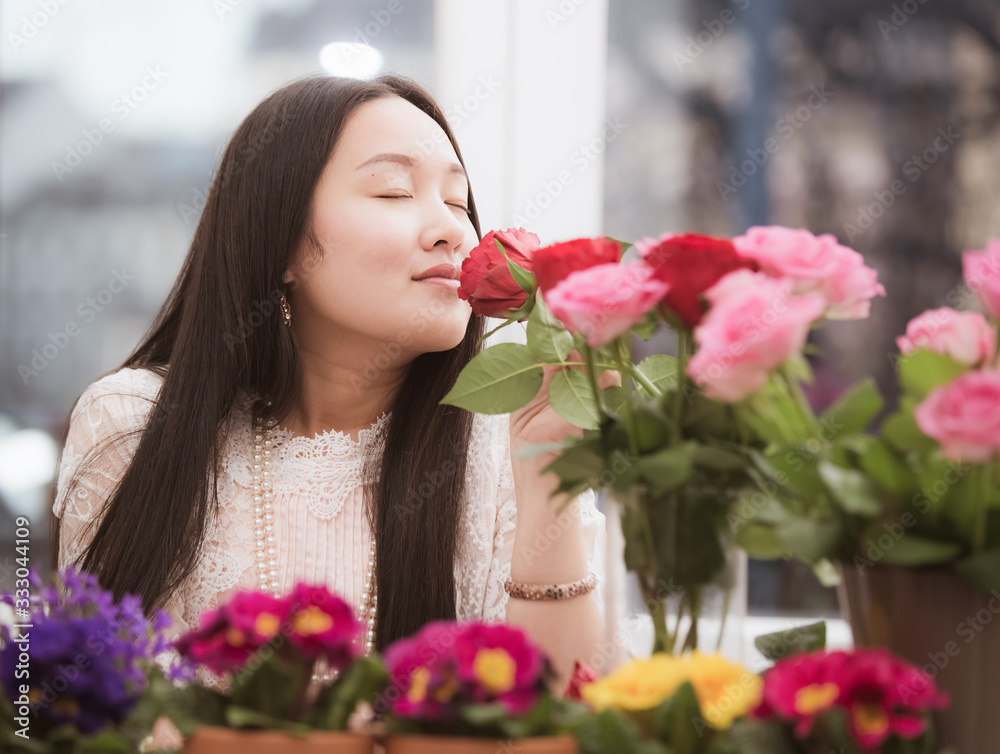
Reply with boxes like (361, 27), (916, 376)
(377, 194), (410, 200)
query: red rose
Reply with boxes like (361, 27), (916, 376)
(637, 232), (756, 328)
(533, 237), (622, 293)
(563, 660), (599, 700)
(458, 227), (540, 319)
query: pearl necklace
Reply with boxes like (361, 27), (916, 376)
(251, 410), (378, 684)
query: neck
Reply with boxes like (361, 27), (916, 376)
(283, 332), (411, 442)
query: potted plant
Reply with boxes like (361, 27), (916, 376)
(161, 582), (385, 753)
(443, 226), (885, 657)
(569, 649), (761, 753)
(733, 237), (1000, 753)
(0, 566), (189, 753)
(378, 620), (584, 753)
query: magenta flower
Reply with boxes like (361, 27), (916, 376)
(754, 649), (947, 750)
(285, 583), (362, 669)
(452, 623), (548, 715)
(383, 621), (552, 721)
(175, 590), (290, 676)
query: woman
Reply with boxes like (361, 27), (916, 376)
(51, 74), (608, 702)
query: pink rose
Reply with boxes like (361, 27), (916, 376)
(896, 307), (996, 367)
(914, 370), (1000, 463)
(962, 240), (1000, 319)
(687, 270), (826, 402)
(543, 261), (670, 347)
(733, 226), (886, 320)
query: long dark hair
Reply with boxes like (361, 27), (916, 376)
(51, 74), (486, 650)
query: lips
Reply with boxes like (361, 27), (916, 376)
(417, 277), (461, 290)
(414, 263), (461, 281)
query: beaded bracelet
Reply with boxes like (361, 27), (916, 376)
(504, 572), (598, 601)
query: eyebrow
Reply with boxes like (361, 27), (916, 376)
(355, 152), (468, 180)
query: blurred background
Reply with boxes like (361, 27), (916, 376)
(2, 0), (999, 641)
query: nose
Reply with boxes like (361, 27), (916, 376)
(421, 198), (468, 253)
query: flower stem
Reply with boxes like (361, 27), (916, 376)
(672, 331), (689, 444)
(582, 343), (604, 417)
(974, 463), (991, 553)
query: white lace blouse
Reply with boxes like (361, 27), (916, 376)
(53, 368), (606, 690)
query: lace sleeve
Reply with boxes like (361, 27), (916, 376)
(53, 368), (164, 572)
(481, 415), (607, 625)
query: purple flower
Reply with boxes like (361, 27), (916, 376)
(0, 566), (178, 736)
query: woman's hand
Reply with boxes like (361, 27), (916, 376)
(509, 349), (620, 452)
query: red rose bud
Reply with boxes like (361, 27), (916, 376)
(637, 232), (756, 328)
(458, 227), (540, 319)
(563, 660), (600, 700)
(533, 237), (623, 293)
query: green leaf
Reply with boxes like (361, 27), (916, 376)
(754, 621), (827, 661)
(79, 731), (134, 753)
(317, 656), (388, 731)
(601, 384), (630, 415)
(821, 378), (883, 435)
(495, 238), (536, 294)
(634, 442), (698, 495)
(818, 460), (882, 517)
(812, 558), (841, 587)
(882, 405), (937, 453)
(570, 708), (672, 754)
(226, 704), (312, 733)
(526, 297), (574, 362)
(765, 448), (827, 498)
(652, 680), (703, 752)
(776, 517), (843, 564)
(726, 718), (796, 754)
(229, 652), (306, 722)
(875, 534), (963, 566)
(857, 438), (919, 497)
(736, 524), (787, 559)
(635, 354), (679, 397)
(954, 548), (1000, 594)
(460, 701), (508, 727)
(542, 446), (604, 484)
(692, 445), (746, 471)
(440, 343), (543, 413)
(631, 309), (660, 341)
(549, 369), (601, 430)
(898, 350), (968, 400)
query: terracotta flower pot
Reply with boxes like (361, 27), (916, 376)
(838, 563), (1000, 754)
(182, 726), (375, 754)
(384, 734), (578, 754)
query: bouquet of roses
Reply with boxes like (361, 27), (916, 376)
(161, 582), (386, 736)
(0, 566), (189, 753)
(443, 226), (884, 654)
(736, 237), (1000, 593)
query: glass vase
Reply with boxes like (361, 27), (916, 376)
(604, 483), (747, 668)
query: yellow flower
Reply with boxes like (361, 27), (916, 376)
(581, 654), (688, 711)
(686, 652), (762, 730)
(581, 651), (761, 730)
(473, 648), (517, 693)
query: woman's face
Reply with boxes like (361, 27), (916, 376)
(287, 95), (478, 360)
